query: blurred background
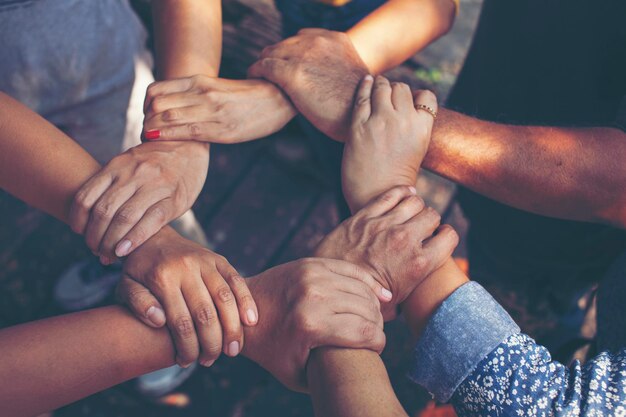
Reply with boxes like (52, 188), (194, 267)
(0, 0), (484, 415)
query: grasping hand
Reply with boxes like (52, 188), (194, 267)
(69, 141), (209, 261)
(142, 76), (296, 143)
(315, 187), (458, 318)
(248, 29), (369, 142)
(241, 258), (388, 392)
(116, 227), (258, 368)
(342, 75), (438, 212)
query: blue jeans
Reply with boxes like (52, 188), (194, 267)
(274, 0), (386, 219)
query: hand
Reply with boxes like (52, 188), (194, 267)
(116, 227), (258, 367)
(242, 258), (387, 392)
(69, 141), (209, 261)
(248, 29), (369, 142)
(343, 75), (438, 212)
(315, 186), (458, 318)
(142, 76), (297, 143)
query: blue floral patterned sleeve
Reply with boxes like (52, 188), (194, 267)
(408, 282), (626, 417)
(453, 334), (626, 416)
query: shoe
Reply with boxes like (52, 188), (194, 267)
(54, 259), (122, 311)
(135, 363), (198, 397)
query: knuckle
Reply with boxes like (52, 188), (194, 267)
(114, 205), (139, 226)
(358, 321), (377, 342)
(194, 305), (216, 326)
(427, 207), (442, 224)
(148, 204), (169, 225)
(162, 108), (180, 122)
(93, 201), (114, 220)
(216, 286), (235, 304)
(174, 316), (195, 339)
(151, 96), (167, 113)
(187, 123), (203, 138)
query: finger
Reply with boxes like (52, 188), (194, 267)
(216, 258), (258, 327)
(114, 200), (174, 258)
(391, 82), (414, 112)
(84, 184), (138, 254)
(69, 173), (115, 235)
(378, 194), (426, 225)
(248, 58), (291, 87)
(144, 121), (223, 143)
(116, 276), (166, 328)
(99, 189), (169, 258)
(331, 275), (381, 313)
(404, 206), (442, 241)
(330, 291), (382, 328)
(181, 278), (223, 367)
(413, 89), (439, 127)
(160, 287), (201, 367)
(297, 28), (333, 36)
(371, 75), (392, 114)
(317, 314), (386, 354)
(258, 37), (300, 60)
(358, 185), (417, 219)
(144, 105), (210, 132)
(145, 92), (205, 119)
(317, 258), (392, 303)
(144, 77), (198, 113)
(422, 224), (459, 269)
(352, 75), (374, 124)
(203, 265), (243, 358)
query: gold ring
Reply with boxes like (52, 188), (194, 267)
(415, 104), (437, 119)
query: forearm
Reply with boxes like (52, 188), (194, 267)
(347, 0), (455, 74)
(0, 306), (175, 416)
(151, 0), (222, 79)
(0, 93), (101, 222)
(424, 109), (626, 228)
(307, 348), (407, 417)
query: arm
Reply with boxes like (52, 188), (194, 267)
(307, 348), (408, 417)
(0, 259), (385, 416)
(424, 109), (626, 229)
(0, 92), (256, 368)
(347, 0), (456, 74)
(151, 0), (221, 79)
(403, 265), (626, 417)
(0, 92), (101, 223)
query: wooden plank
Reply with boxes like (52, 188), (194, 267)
(203, 154), (322, 276)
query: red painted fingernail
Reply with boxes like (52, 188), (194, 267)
(144, 129), (161, 140)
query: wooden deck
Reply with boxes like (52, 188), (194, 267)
(0, 0), (482, 415)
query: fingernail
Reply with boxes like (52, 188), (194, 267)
(364, 74), (374, 81)
(177, 359), (192, 368)
(144, 129), (161, 140)
(246, 309), (258, 324)
(409, 186), (417, 194)
(381, 288), (393, 301)
(99, 255), (113, 265)
(200, 359), (215, 367)
(146, 306), (166, 327)
(115, 239), (132, 257)
(227, 341), (240, 357)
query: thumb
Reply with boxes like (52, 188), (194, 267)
(248, 58), (291, 87)
(116, 276), (166, 328)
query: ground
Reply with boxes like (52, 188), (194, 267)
(0, 1), (483, 416)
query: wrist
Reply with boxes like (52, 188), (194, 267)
(401, 258), (468, 338)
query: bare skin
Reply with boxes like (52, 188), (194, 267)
(139, 0), (456, 144)
(306, 77), (463, 417)
(0, 258), (386, 417)
(0, 92), (256, 367)
(68, 0), (224, 261)
(249, 30), (626, 229)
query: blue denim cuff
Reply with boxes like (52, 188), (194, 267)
(407, 281), (520, 402)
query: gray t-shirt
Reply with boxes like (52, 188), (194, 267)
(0, 0), (147, 118)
